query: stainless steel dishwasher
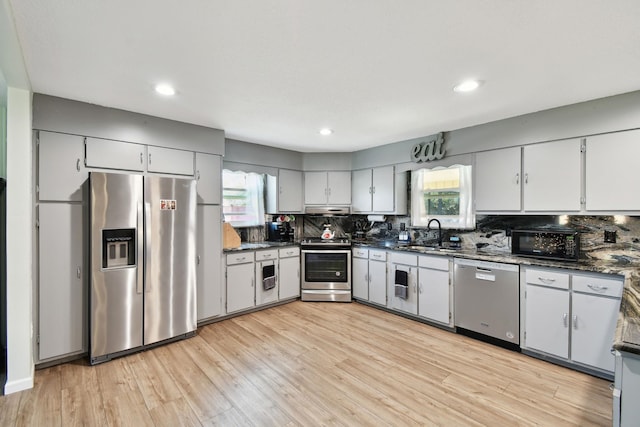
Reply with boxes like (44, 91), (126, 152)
(454, 259), (520, 348)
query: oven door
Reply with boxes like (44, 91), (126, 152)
(301, 249), (351, 290)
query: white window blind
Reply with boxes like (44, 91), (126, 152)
(222, 169), (265, 227)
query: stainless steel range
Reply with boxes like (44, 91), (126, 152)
(301, 238), (352, 302)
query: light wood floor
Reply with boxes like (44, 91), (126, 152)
(1, 301), (613, 426)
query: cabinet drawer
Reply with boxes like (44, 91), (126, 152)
(353, 248), (368, 258)
(279, 247), (300, 258)
(418, 255), (449, 271)
(573, 274), (623, 298)
(255, 249), (279, 261)
(369, 250), (387, 262)
(227, 252), (254, 265)
(525, 268), (569, 290)
(390, 252), (417, 266)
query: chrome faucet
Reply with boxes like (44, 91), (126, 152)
(427, 218), (442, 247)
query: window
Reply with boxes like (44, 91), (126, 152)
(411, 164), (474, 229)
(222, 169), (265, 227)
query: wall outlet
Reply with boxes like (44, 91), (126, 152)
(604, 230), (617, 243)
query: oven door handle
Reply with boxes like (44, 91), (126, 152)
(301, 249), (352, 254)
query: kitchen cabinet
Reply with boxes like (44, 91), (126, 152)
(147, 146), (194, 176)
(614, 350), (640, 426)
(37, 131), (87, 202)
(523, 267), (622, 374)
(278, 170), (304, 213)
(352, 248), (369, 300)
(368, 251), (387, 306)
(37, 203), (85, 361)
(195, 152), (222, 204)
(226, 253), (255, 314)
(352, 248), (387, 304)
(352, 166), (407, 214)
(196, 205), (222, 321)
(522, 139), (582, 211)
(417, 255), (451, 325)
(585, 129), (640, 211)
(304, 171), (351, 205)
(475, 147), (522, 212)
(278, 247), (300, 300)
(389, 252), (418, 315)
(85, 137), (146, 172)
(255, 250), (279, 306)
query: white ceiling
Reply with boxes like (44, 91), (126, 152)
(9, 0), (640, 153)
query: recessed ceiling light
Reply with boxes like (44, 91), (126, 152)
(453, 80), (482, 93)
(319, 128), (333, 136)
(155, 83), (176, 96)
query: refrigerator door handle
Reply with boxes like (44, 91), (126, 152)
(144, 201), (151, 293)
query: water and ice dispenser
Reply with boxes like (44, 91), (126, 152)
(102, 229), (136, 269)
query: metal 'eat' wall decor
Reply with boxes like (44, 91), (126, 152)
(410, 132), (446, 163)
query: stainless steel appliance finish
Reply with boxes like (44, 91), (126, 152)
(304, 206), (350, 216)
(454, 258), (520, 346)
(301, 238), (352, 302)
(89, 172), (197, 364)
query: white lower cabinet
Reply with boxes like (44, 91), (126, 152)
(255, 250), (279, 306)
(37, 203), (85, 361)
(417, 255), (451, 326)
(389, 253), (418, 315)
(523, 266), (623, 374)
(278, 247), (300, 300)
(226, 253), (255, 314)
(352, 248), (369, 300)
(352, 248), (387, 305)
(614, 351), (640, 426)
(226, 246), (300, 314)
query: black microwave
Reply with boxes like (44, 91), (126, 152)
(511, 229), (580, 261)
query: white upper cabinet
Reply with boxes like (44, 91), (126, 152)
(147, 146), (194, 176)
(85, 137), (146, 172)
(352, 166), (402, 213)
(278, 169), (304, 213)
(523, 139), (582, 211)
(475, 147), (522, 212)
(585, 129), (640, 211)
(304, 171), (351, 205)
(351, 169), (372, 212)
(37, 131), (87, 202)
(195, 152), (221, 204)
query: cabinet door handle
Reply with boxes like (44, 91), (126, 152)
(419, 282), (423, 293)
(196, 170), (201, 180)
(140, 152), (143, 164)
(197, 255), (201, 265)
(524, 173), (529, 184)
(76, 158), (81, 172)
(572, 315), (578, 329)
(515, 173), (520, 184)
(563, 313), (568, 327)
(148, 153), (152, 164)
(538, 276), (556, 285)
(76, 267), (81, 279)
(251, 278), (254, 288)
(587, 284), (608, 292)
(279, 186), (283, 195)
(369, 187), (372, 194)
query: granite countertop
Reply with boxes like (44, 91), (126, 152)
(224, 241), (299, 252)
(353, 239), (640, 355)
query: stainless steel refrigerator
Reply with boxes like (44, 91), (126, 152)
(89, 172), (197, 364)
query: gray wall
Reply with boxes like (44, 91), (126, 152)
(352, 90), (640, 170)
(224, 138), (303, 170)
(33, 94), (225, 155)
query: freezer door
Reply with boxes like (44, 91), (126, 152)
(90, 172), (144, 362)
(144, 176), (197, 345)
